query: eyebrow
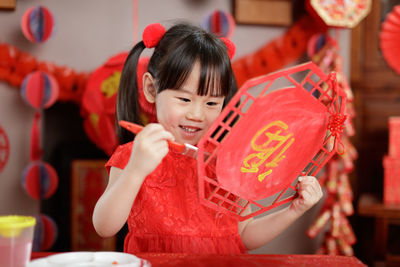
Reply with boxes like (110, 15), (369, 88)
(177, 87), (195, 94)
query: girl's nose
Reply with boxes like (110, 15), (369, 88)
(186, 103), (205, 121)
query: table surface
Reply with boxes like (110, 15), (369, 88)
(32, 252), (367, 267)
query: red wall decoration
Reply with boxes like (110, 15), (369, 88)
(0, 125), (10, 173)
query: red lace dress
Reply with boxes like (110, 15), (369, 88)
(105, 142), (247, 254)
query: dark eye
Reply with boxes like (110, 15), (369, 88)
(178, 97), (191, 102)
(207, 101), (218, 106)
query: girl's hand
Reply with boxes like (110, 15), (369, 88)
(127, 123), (175, 179)
(290, 176), (323, 215)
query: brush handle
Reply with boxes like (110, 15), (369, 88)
(119, 120), (186, 153)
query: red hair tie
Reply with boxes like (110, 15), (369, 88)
(220, 37), (236, 60)
(142, 23), (166, 48)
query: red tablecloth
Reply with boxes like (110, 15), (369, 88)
(31, 252), (367, 267)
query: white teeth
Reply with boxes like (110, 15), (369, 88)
(181, 126), (198, 133)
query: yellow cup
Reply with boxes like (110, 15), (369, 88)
(0, 215), (36, 267)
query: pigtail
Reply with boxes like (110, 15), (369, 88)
(116, 41), (146, 144)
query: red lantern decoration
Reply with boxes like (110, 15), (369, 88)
(33, 214), (58, 251)
(21, 161), (59, 200)
(21, 6), (55, 43)
(201, 10), (235, 38)
(20, 71), (59, 109)
(0, 126), (10, 173)
(81, 52), (128, 156)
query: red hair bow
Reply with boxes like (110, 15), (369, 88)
(143, 23), (166, 48)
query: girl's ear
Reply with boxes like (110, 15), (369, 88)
(143, 72), (156, 103)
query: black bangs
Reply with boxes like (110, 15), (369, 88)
(197, 52), (231, 97)
(154, 26), (232, 98)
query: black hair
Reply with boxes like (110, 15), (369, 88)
(116, 23), (237, 144)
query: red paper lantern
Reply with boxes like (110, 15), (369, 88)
(21, 161), (59, 200)
(201, 10), (235, 38)
(81, 52), (128, 156)
(81, 54), (154, 155)
(21, 6), (55, 43)
(20, 71), (59, 109)
(33, 214), (58, 251)
(0, 125), (10, 173)
(307, 0), (371, 28)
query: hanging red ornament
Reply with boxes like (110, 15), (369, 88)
(81, 52), (128, 156)
(21, 161), (59, 200)
(0, 126), (10, 173)
(33, 214), (58, 251)
(306, 0), (371, 28)
(20, 71), (59, 110)
(201, 10), (235, 38)
(21, 6), (55, 43)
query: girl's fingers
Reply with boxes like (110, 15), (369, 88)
(298, 176), (323, 203)
(146, 125), (175, 141)
(135, 123), (175, 145)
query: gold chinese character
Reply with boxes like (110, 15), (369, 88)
(101, 71), (122, 98)
(241, 120), (294, 182)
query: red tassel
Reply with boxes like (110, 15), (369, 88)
(30, 112), (42, 161)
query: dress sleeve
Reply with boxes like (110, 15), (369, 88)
(105, 142), (133, 174)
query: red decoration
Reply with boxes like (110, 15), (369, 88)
(20, 71), (59, 109)
(142, 23), (166, 48)
(21, 6), (55, 43)
(220, 37), (236, 60)
(81, 52), (128, 156)
(306, 32), (358, 256)
(388, 117), (400, 157)
(216, 87), (328, 200)
(0, 41), (88, 103)
(21, 161), (59, 200)
(380, 5), (400, 75)
(33, 214), (58, 251)
(0, 125), (10, 173)
(71, 160), (115, 251)
(197, 62), (347, 220)
(382, 117), (400, 205)
(201, 10), (235, 38)
(232, 15), (327, 87)
(383, 156), (400, 204)
(306, 0), (371, 28)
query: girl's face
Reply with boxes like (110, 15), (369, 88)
(155, 61), (225, 145)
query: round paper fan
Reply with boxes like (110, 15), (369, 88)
(380, 5), (400, 75)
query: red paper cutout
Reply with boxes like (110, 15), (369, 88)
(216, 87), (328, 200)
(197, 62), (347, 221)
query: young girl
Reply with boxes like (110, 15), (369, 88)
(92, 22), (323, 254)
